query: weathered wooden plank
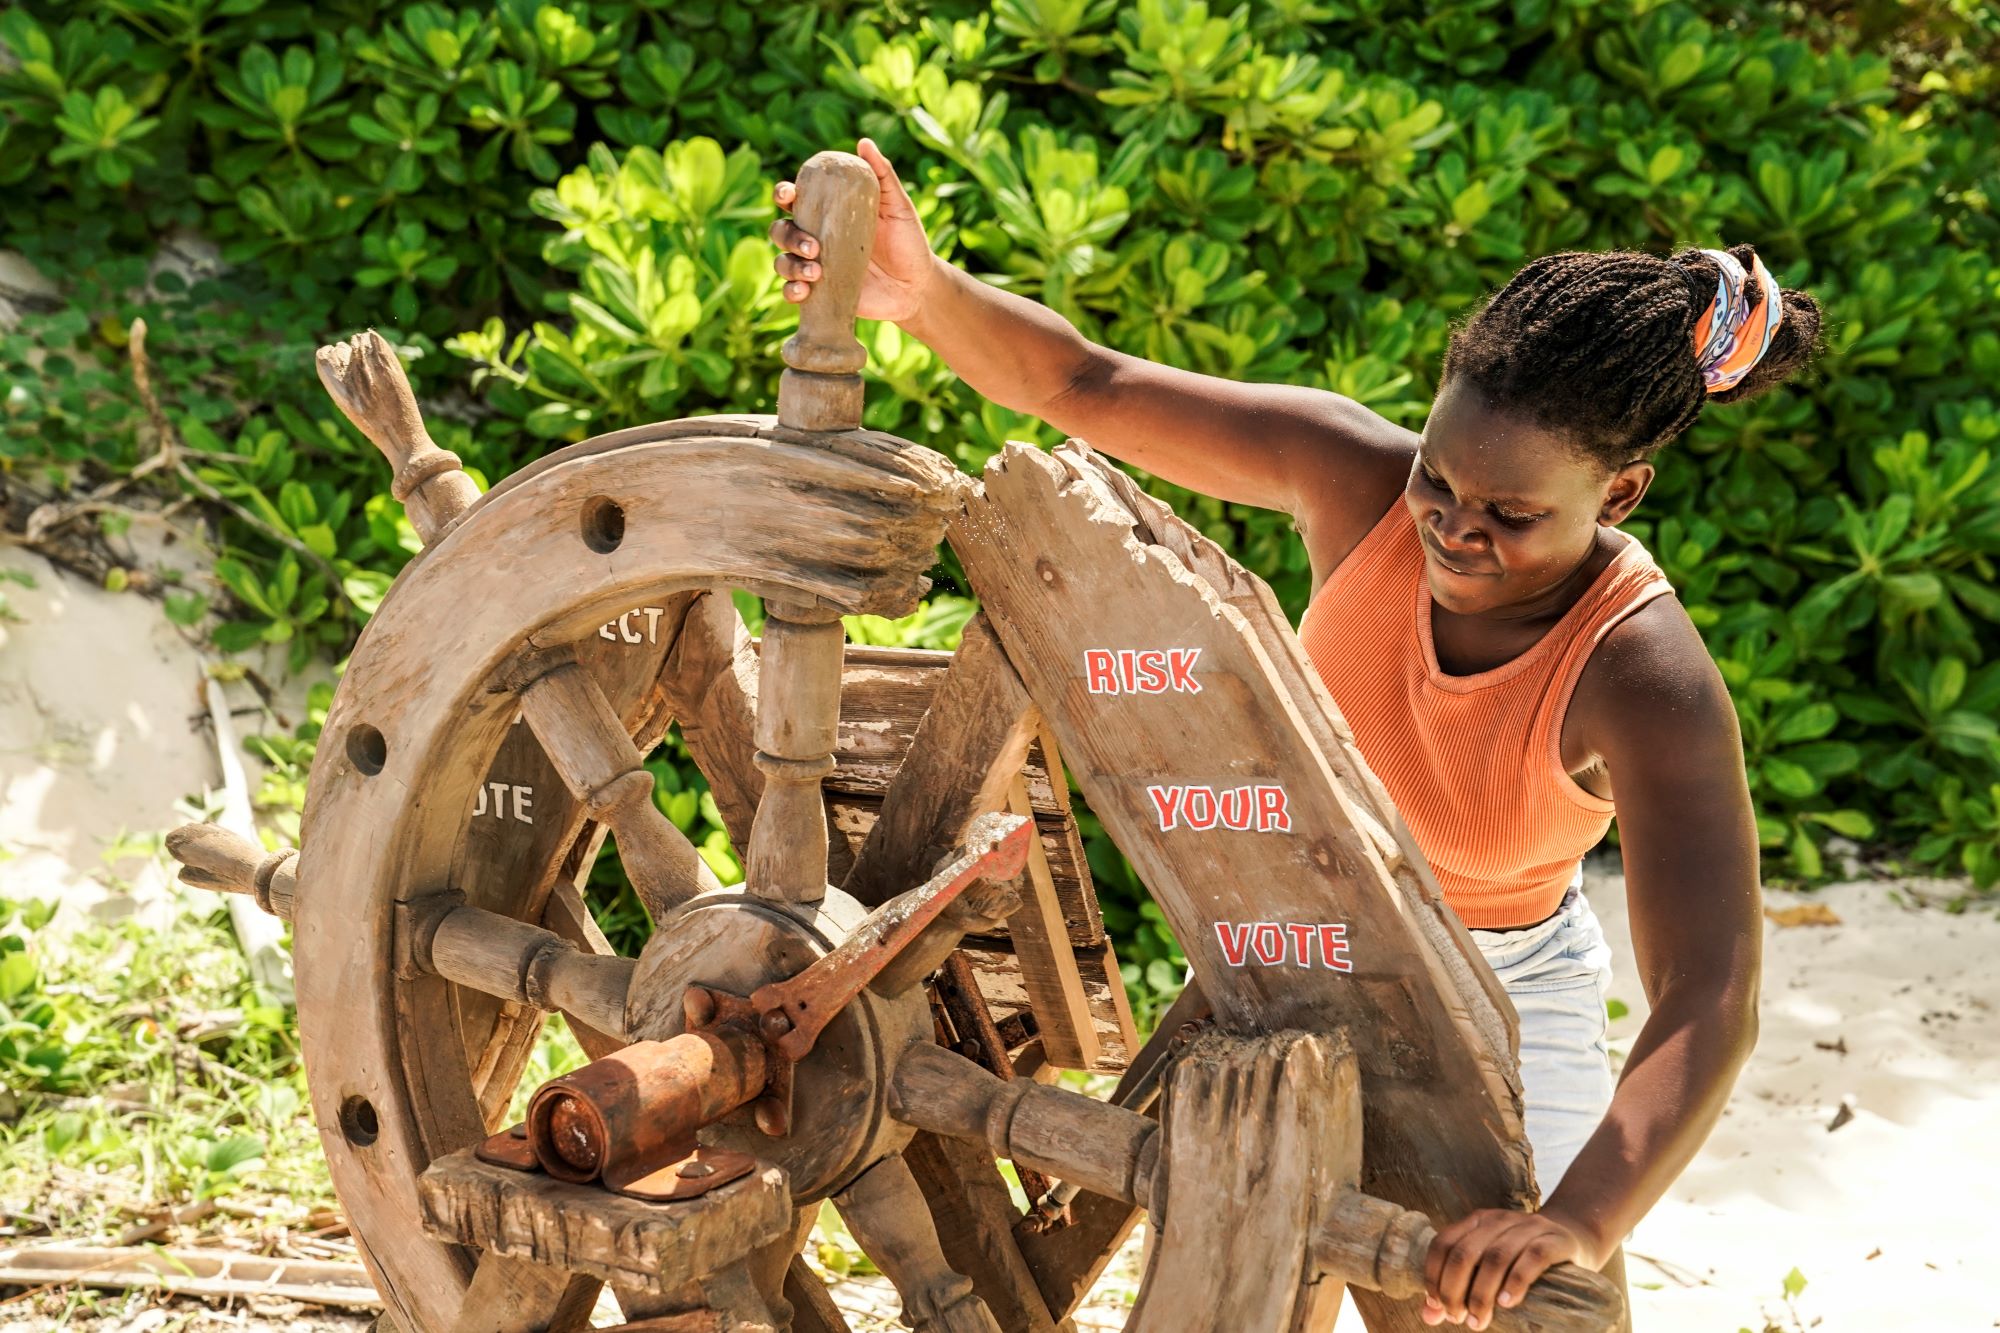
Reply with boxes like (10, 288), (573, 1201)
(949, 440), (1533, 1333)
(999, 773), (1098, 1070)
(1128, 1031), (1357, 1333)
(830, 803), (1100, 948)
(839, 613), (1042, 908)
(785, 1257), (853, 1333)
(418, 1149), (792, 1298)
(958, 940), (1134, 1073)
(818, 647), (1068, 815)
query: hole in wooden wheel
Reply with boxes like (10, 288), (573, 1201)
(580, 496), (625, 553)
(339, 1095), (379, 1147)
(345, 724), (387, 776)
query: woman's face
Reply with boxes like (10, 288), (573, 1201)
(1404, 377), (1652, 616)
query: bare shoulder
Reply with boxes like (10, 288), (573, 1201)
(1286, 393), (1419, 589)
(1571, 594), (1741, 774)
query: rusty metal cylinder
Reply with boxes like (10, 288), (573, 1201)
(525, 1028), (768, 1187)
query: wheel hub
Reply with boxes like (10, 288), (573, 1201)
(624, 886), (931, 1201)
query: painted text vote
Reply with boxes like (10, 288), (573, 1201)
(1083, 648), (1203, 695)
(1147, 783), (1291, 832)
(1214, 922), (1352, 972)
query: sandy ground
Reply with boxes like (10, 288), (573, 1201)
(5, 555), (1999, 1331)
(1589, 868), (2000, 1331)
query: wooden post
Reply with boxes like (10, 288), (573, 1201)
(746, 151), (881, 904)
(745, 603), (845, 904)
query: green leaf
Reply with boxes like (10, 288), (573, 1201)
(1761, 759), (1819, 799)
(0, 951), (37, 1001)
(1807, 810), (1875, 839)
(1927, 658), (1968, 714)
(1773, 702), (1838, 744)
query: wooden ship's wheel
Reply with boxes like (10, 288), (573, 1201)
(167, 154), (1624, 1333)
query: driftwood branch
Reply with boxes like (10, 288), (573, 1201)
(0, 1245), (380, 1309)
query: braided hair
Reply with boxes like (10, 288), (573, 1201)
(1440, 245), (1824, 471)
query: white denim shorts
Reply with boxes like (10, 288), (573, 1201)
(1469, 864), (1617, 1197)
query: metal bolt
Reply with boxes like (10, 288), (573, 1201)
(754, 1097), (789, 1137)
(680, 1160), (715, 1179)
(683, 986), (716, 1029)
(760, 1009), (795, 1042)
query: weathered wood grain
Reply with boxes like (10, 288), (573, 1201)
(746, 605), (846, 902)
(839, 613), (1040, 911)
(948, 439), (1534, 1333)
(999, 772), (1098, 1070)
(451, 1249), (601, 1333)
(1128, 1030), (1356, 1333)
(418, 1149), (791, 1298)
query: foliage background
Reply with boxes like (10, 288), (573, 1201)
(4, 0), (1999, 1028)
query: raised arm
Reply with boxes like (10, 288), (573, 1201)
(771, 140), (1413, 538)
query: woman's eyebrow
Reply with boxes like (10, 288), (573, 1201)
(1417, 449), (1546, 510)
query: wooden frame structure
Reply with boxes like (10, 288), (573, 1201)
(166, 152), (1623, 1333)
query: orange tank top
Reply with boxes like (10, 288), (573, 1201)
(1297, 499), (1675, 928)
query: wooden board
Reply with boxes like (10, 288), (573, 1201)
(948, 440), (1533, 1333)
(418, 1149), (791, 1298)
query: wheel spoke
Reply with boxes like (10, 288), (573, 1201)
(511, 646), (723, 924)
(656, 588), (765, 853)
(404, 890), (636, 1043)
(831, 1154), (1001, 1333)
(538, 879), (630, 1061)
(743, 600), (846, 903)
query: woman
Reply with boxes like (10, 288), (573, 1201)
(773, 140), (1812, 1330)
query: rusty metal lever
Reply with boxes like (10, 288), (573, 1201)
(749, 812), (1033, 1063)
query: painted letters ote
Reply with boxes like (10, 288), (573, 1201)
(1214, 922), (1352, 972)
(472, 781), (534, 825)
(1147, 784), (1291, 832)
(1084, 648), (1202, 695)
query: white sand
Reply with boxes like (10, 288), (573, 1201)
(0, 543), (316, 927)
(1588, 866), (2000, 1331)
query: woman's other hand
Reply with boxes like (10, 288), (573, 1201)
(1420, 1206), (1598, 1329)
(771, 137), (937, 323)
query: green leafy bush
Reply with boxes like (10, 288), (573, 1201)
(5, 0), (1999, 1023)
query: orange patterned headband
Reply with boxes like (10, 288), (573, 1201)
(1691, 248), (1784, 394)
